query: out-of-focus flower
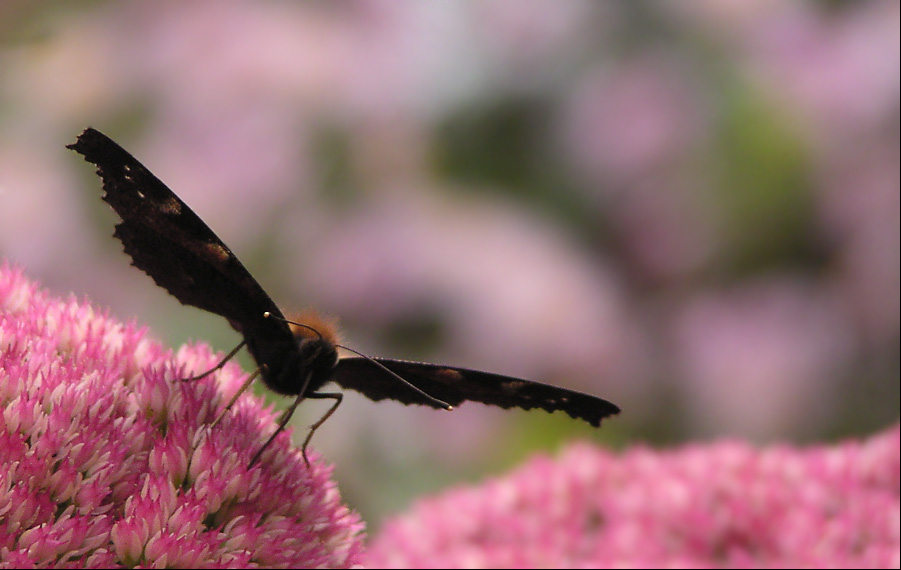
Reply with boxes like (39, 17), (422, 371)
(368, 423), (900, 569)
(558, 57), (714, 283)
(0, 262), (364, 568)
(672, 278), (853, 439)
(561, 56), (708, 187)
(743, 2), (899, 136)
(818, 145), (900, 347)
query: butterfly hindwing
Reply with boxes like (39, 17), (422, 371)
(332, 357), (620, 426)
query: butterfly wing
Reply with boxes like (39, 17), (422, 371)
(331, 357), (620, 427)
(68, 128), (289, 340)
(68, 127), (620, 429)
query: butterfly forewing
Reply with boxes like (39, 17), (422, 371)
(67, 128), (290, 341)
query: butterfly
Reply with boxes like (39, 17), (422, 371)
(68, 127), (620, 466)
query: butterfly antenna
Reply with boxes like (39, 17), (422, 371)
(263, 311), (322, 339)
(263, 312), (453, 410)
(181, 339), (247, 382)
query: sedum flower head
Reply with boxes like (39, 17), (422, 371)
(368, 424), (900, 568)
(0, 262), (364, 568)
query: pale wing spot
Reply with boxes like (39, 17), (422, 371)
(159, 196), (182, 215)
(434, 368), (464, 381)
(197, 241), (232, 267)
(122, 165), (138, 187)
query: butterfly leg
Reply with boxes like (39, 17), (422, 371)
(246, 360), (317, 467)
(187, 365), (261, 479)
(181, 339), (247, 382)
(300, 392), (343, 468)
(249, 388), (306, 467)
(210, 367), (261, 429)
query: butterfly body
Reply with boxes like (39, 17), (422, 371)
(68, 127), (619, 460)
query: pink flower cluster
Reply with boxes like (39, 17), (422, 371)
(368, 424), (900, 568)
(0, 262), (364, 568)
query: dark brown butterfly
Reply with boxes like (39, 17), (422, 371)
(68, 127), (620, 465)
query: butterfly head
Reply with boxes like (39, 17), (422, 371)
(289, 309), (341, 385)
(249, 309), (339, 396)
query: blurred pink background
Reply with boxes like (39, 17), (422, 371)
(1, 1), (897, 528)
